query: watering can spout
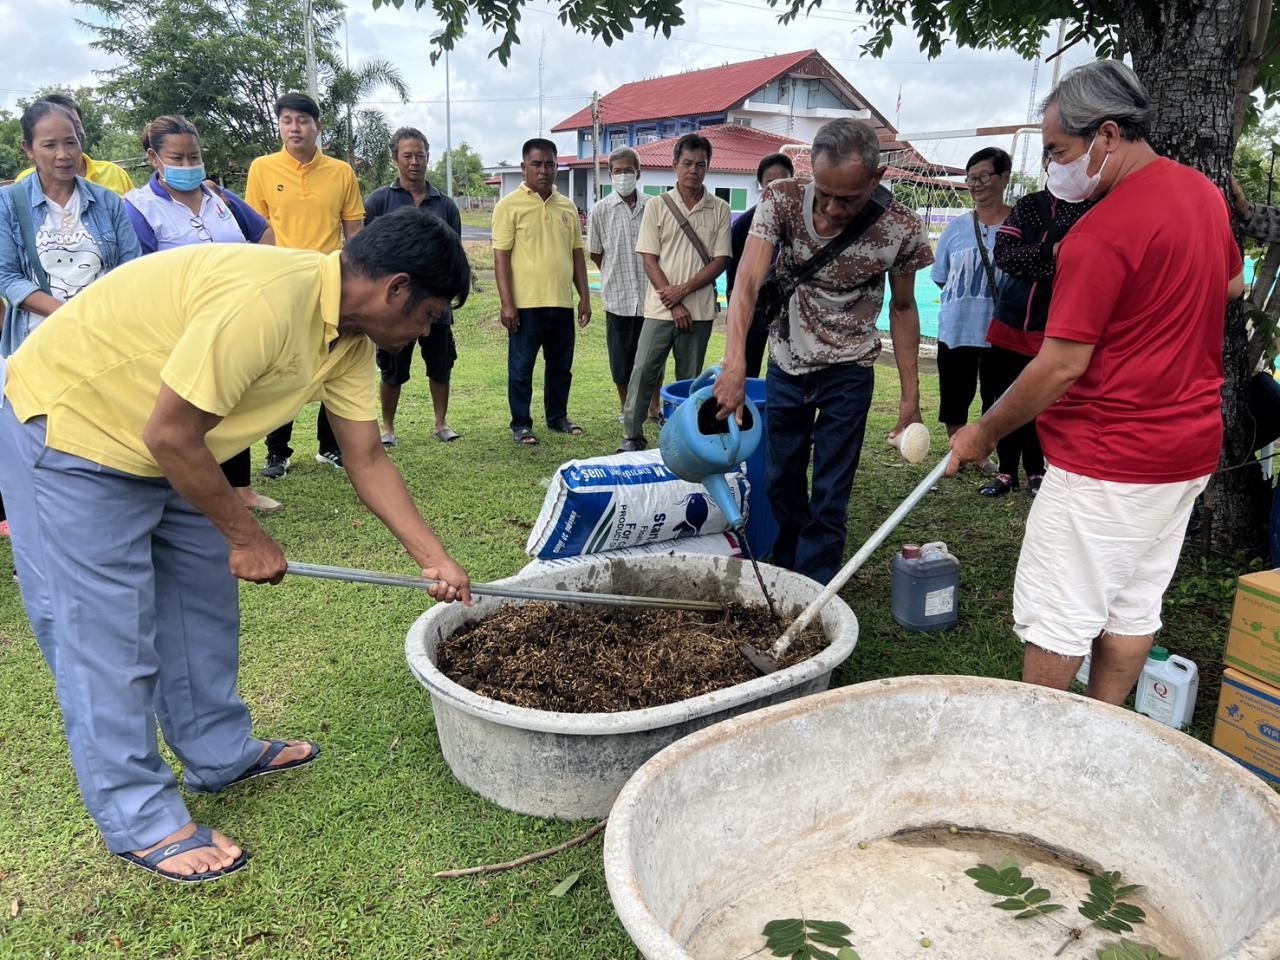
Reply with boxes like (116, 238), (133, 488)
(659, 366), (762, 532)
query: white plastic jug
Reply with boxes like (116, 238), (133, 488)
(1134, 646), (1199, 730)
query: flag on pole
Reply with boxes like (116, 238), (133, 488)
(895, 84), (902, 128)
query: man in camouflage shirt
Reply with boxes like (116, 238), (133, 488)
(715, 118), (933, 583)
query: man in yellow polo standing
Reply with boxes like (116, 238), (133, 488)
(0, 207), (472, 883)
(493, 137), (592, 445)
(245, 92), (365, 477)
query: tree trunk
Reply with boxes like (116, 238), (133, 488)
(1121, 0), (1271, 557)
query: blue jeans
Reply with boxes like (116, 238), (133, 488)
(508, 307), (575, 432)
(765, 360), (875, 584)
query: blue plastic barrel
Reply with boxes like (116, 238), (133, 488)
(661, 376), (778, 556)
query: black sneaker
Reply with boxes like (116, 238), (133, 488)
(315, 450), (344, 471)
(979, 473), (1018, 498)
(259, 453), (290, 479)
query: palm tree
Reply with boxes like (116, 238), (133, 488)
(323, 58), (409, 186)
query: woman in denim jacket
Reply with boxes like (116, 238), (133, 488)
(0, 99), (141, 358)
(0, 100), (140, 538)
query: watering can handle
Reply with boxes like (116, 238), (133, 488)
(690, 365), (721, 393)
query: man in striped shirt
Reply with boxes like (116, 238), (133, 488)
(587, 147), (662, 422)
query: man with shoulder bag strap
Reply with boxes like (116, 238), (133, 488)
(715, 118), (933, 584)
(618, 133), (730, 452)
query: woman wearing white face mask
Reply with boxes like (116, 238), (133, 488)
(124, 116), (282, 515)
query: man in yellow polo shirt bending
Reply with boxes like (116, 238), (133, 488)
(493, 137), (591, 445)
(0, 208), (471, 884)
(246, 92), (366, 477)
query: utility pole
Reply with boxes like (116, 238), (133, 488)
(303, 0), (318, 101)
(1042, 19), (1067, 190)
(445, 44), (453, 196)
(591, 91), (602, 203)
(538, 32), (546, 136)
(1049, 19), (1067, 91)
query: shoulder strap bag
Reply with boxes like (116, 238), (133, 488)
(971, 211), (998, 294)
(757, 184), (892, 334)
(13, 182), (52, 294)
(660, 190), (720, 313)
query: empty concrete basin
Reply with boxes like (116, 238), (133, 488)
(404, 554), (857, 820)
(604, 675), (1280, 959)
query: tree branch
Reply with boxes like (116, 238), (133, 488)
(431, 820), (607, 878)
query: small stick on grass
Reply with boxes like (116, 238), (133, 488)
(432, 819), (608, 878)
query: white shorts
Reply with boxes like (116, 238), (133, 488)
(1013, 466), (1210, 658)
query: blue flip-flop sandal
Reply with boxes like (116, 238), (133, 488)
(223, 739), (322, 789)
(116, 824), (249, 883)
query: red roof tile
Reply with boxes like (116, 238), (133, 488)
(552, 50), (817, 132)
(565, 123), (809, 174)
(565, 124), (965, 183)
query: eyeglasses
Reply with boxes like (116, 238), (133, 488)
(965, 172), (999, 187)
(189, 216), (212, 242)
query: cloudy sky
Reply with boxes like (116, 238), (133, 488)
(0, 0), (1097, 178)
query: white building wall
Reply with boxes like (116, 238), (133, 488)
(725, 110), (836, 144)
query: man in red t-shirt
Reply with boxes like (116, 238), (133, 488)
(950, 60), (1244, 706)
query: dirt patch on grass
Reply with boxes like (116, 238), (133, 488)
(436, 601), (828, 713)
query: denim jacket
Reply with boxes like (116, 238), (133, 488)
(0, 174), (142, 357)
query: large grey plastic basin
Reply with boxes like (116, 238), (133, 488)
(604, 675), (1280, 960)
(404, 553), (858, 820)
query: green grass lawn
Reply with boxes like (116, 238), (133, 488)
(0, 287), (1256, 959)
(459, 208), (493, 229)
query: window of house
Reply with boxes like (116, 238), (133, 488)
(714, 187), (731, 204)
(643, 184), (667, 196)
(729, 188), (748, 211)
(609, 130), (629, 150)
(731, 117), (751, 127)
(636, 127), (659, 144)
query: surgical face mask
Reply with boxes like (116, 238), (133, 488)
(163, 163), (206, 192)
(611, 172), (637, 196)
(1045, 136), (1107, 203)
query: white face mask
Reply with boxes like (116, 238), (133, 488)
(611, 172), (637, 196)
(1046, 134), (1108, 203)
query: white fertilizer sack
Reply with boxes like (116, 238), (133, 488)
(526, 450), (749, 560)
(521, 530), (744, 575)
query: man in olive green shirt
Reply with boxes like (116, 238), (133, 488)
(618, 133), (730, 451)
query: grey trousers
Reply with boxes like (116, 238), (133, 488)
(622, 318), (713, 442)
(0, 397), (261, 852)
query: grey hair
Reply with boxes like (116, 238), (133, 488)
(608, 146), (641, 171)
(1041, 59), (1150, 142)
(811, 118), (880, 170)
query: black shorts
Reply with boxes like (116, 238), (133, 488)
(936, 342), (999, 426)
(605, 312), (645, 385)
(376, 324), (457, 386)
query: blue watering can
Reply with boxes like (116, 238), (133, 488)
(659, 366), (762, 532)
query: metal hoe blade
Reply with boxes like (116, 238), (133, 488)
(287, 561), (724, 612)
(742, 453), (954, 674)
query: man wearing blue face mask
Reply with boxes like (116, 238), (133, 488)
(587, 146), (663, 422)
(949, 60), (1245, 708)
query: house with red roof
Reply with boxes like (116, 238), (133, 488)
(486, 50), (961, 217)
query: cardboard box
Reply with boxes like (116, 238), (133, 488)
(1225, 570), (1280, 687)
(1213, 667), (1280, 785)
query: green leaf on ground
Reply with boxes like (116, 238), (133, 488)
(1079, 870), (1147, 934)
(762, 918), (855, 959)
(967, 862), (1065, 918)
(1096, 939), (1178, 960)
(548, 871), (581, 897)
